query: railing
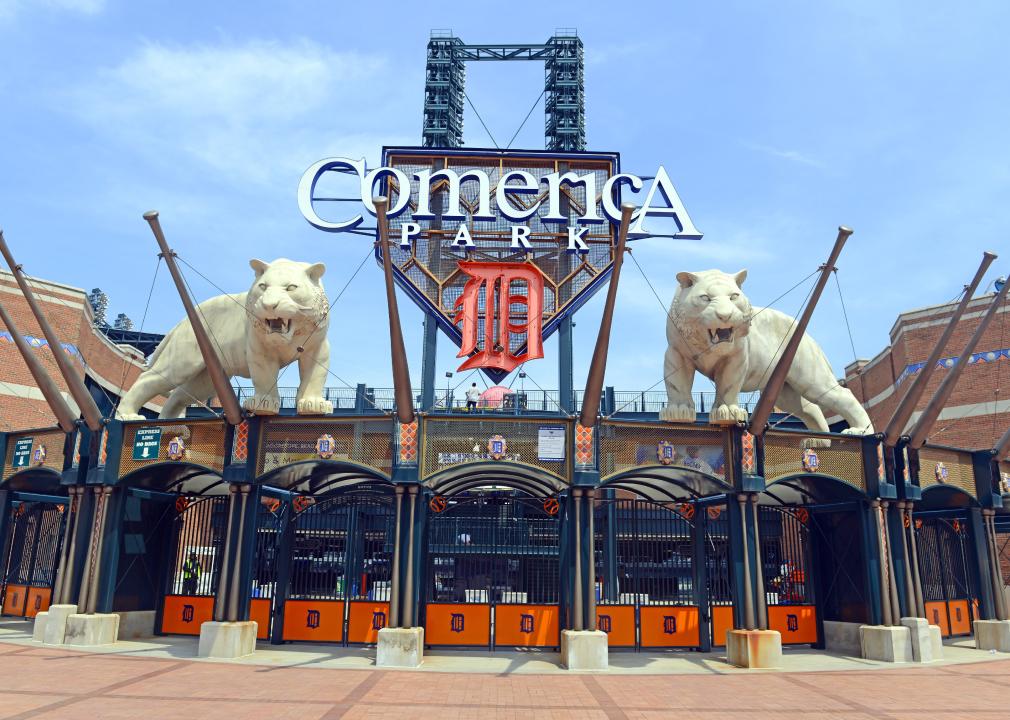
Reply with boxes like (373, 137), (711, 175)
(232, 386), (735, 416)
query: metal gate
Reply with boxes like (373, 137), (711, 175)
(593, 498), (731, 649)
(809, 507), (869, 625)
(424, 490), (561, 649)
(279, 493), (394, 645)
(249, 497), (285, 639)
(1, 501), (66, 618)
(759, 506), (817, 644)
(160, 495), (228, 634)
(916, 516), (978, 636)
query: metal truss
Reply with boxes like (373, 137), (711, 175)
(422, 29), (586, 151)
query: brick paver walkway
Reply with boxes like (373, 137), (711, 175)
(0, 641), (1007, 719)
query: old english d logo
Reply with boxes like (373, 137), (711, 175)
(182, 604), (194, 623)
(454, 261), (545, 373)
(663, 616), (677, 634)
(34, 595), (42, 610)
(450, 613), (465, 633)
(932, 608), (940, 624)
(598, 614), (612, 633)
(955, 606), (962, 622)
(787, 614), (799, 632)
(372, 611), (387, 631)
(306, 609), (321, 628)
(519, 614), (535, 634)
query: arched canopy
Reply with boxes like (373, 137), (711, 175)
(763, 473), (867, 505)
(118, 462), (227, 496)
(918, 483), (978, 510)
(257, 459), (392, 497)
(0, 467), (64, 495)
(424, 461), (566, 499)
(599, 465), (732, 502)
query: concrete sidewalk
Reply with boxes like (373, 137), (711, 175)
(1, 631), (1009, 719)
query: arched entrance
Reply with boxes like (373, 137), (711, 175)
(594, 467), (733, 651)
(1, 496), (66, 618)
(255, 459), (396, 646)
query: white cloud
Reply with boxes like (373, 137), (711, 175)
(65, 39), (408, 188)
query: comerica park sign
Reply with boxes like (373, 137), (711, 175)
(297, 147), (701, 381)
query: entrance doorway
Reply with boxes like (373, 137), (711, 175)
(424, 489), (561, 650)
(0, 500), (66, 618)
(916, 516), (978, 636)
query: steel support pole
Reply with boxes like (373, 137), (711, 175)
(883, 251), (996, 445)
(389, 486), (404, 628)
(897, 502), (917, 617)
(0, 299), (77, 432)
(984, 511), (1008, 621)
(213, 485), (238, 622)
(579, 204), (634, 427)
(872, 500), (893, 626)
(403, 486), (418, 627)
(0, 232), (104, 431)
(227, 484), (250, 623)
(572, 488), (584, 631)
(749, 227), (853, 434)
(142, 212), (243, 425)
(374, 197), (415, 425)
(585, 488), (597, 629)
(85, 486), (113, 614)
(750, 494), (767, 630)
(882, 502), (901, 624)
(906, 507), (926, 617)
(738, 494), (755, 630)
(52, 487), (79, 604)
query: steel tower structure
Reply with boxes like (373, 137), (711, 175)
(421, 29), (586, 151)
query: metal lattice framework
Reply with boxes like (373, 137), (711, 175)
(917, 445), (977, 498)
(422, 30), (586, 151)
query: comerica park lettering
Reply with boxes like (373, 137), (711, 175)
(297, 157), (703, 246)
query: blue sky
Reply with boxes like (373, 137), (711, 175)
(2, 0), (1009, 399)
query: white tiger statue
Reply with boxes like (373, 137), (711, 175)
(659, 268), (873, 435)
(117, 258), (332, 419)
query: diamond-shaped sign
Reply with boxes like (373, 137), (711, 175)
(379, 147), (620, 383)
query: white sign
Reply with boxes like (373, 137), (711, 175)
(298, 157), (702, 242)
(538, 426), (566, 462)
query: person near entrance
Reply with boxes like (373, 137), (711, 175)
(182, 552), (202, 595)
(466, 383), (480, 412)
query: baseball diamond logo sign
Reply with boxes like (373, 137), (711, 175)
(298, 148), (702, 381)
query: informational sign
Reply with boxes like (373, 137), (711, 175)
(132, 427), (163, 461)
(11, 437), (33, 468)
(537, 426), (566, 462)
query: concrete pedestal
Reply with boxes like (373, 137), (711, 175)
(859, 625), (912, 662)
(32, 612), (48, 642)
(115, 610), (156, 640)
(974, 619), (1010, 652)
(376, 627), (424, 668)
(560, 630), (608, 670)
(65, 613), (120, 647)
(198, 621), (257, 659)
(900, 617), (938, 662)
(822, 620), (862, 656)
(41, 604), (78, 645)
(928, 625), (944, 660)
(726, 629), (782, 668)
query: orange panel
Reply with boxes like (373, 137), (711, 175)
(640, 605), (700, 648)
(494, 604), (559, 648)
(596, 605), (635, 647)
(948, 600), (972, 636)
(24, 587), (52, 619)
(161, 595), (214, 635)
(248, 598), (271, 640)
(926, 601), (950, 636)
(282, 600), (344, 643)
(425, 603), (490, 646)
(2, 584), (28, 617)
(768, 605), (818, 645)
(711, 605), (734, 647)
(347, 601), (390, 644)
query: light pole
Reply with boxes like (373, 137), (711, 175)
(444, 371), (453, 410)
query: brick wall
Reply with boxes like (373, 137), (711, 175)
(0, 270), (158, 431)
(845, 293), (1010, 450)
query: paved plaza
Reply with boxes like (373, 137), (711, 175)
(0, 621), (1007, 719)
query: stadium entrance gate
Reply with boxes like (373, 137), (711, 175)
(423, 489), (562, 650)
(0, 499), (66, 618)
